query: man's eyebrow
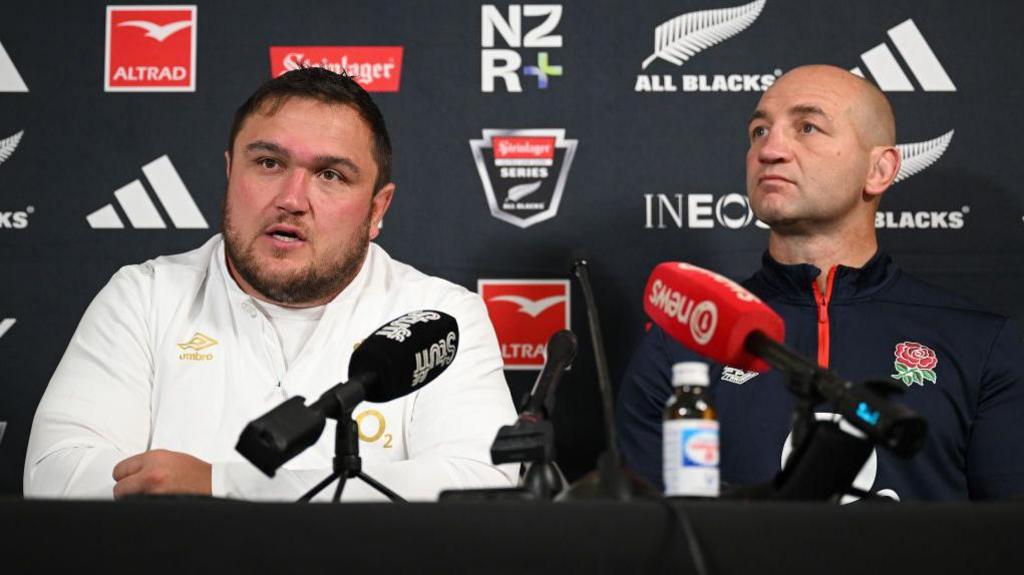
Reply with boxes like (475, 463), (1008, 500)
(748, 109), (767, 125)
(313, 154), (360, 176)
(246, 140), (288, 156)
(789, 104), (830, 120)
(245, 141), (360, 175)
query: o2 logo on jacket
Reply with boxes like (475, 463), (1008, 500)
(356, 409), (393, 449)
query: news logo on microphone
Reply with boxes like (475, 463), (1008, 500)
(643, 262), (782, 372)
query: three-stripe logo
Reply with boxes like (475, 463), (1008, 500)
(851, 19), (955, 92)
(0, 318), (15, 340)
(87, 155), (208, 229)
(0, 41), (28, 92)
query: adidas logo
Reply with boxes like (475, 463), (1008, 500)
(0, 318), (15, 340)
(87, 155), (208, 229)
(0, 421), (6, 446)
(0, 41), (28, 92)
(851, 19), (955, 92)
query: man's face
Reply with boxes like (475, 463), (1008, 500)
(222, 97), (393, 307)
(745, 70), (873, 233)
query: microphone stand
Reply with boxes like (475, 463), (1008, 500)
(298, 408), (406, 503)
(564, 254), (658, 501)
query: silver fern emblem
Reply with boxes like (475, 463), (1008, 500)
(894, 130), (954, 183)
(507, 180), (543, 202)
(0, 130), (23, 166)
(641, 0), (767, 69)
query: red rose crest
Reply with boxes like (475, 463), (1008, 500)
(891, 341), (938, 386)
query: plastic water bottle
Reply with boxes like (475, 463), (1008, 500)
(663, 362), (719, 497)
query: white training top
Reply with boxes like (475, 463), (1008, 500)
(24, 235), (518, 501)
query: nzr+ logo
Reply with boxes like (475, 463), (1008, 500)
(481, 4), (563, 92)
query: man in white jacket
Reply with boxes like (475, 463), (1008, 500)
(24, 68), (518, 501)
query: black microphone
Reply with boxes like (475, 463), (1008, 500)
(237, 310), (459, 476)
(521, 329), (577, 419)
(491, 330), (577, 466)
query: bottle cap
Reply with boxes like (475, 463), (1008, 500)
(672, 362), (710, 387)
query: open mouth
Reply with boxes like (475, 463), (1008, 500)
(265, 224), (307, 244)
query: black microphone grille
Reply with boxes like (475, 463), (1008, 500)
(351, 310), (460, 403)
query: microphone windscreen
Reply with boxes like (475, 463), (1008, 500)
(349, 310), (459, 403)
(643, 262), (784, 371)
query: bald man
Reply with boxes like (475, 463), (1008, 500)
(617, 65), (1024, 501)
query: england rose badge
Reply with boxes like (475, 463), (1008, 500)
(891, 341), (938, 386)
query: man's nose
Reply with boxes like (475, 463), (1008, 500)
(757, 127), (793, 164)
(275, 170), (311, 213)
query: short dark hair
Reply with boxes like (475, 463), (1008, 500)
(228, 67), (392, 192)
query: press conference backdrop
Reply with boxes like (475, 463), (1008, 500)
(1, 0), (1022, 496)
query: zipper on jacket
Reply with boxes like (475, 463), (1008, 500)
(811, 267), (837, 368)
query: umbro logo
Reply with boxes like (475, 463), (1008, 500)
(487, 294), (567, 317)
(87, 155), (208, 229)
(851, 19), (955, 92)
(721, 366), (758, 385)
(0, 130), (23, 166)
(0, 41), (28, 92)
(0, 318), (15, 340)
(117, 19), (193, 43)
(178, 332), (217, 361)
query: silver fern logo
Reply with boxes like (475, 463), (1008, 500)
(0, 130), (23, 167)
(895, 130), (954, 183)
(641, 0), (765, 69)
(876, 131), (964, 230)
(635, 0), (776, 93)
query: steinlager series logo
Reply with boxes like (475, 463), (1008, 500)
(470, 129), (578, 229)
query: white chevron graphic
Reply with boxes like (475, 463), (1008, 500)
(894, 130), (954, 183)
(642, 0), (766, 69)
(0, 41), (28, 92)
(489, 295), (567, 318)
(0, 318), (15, 340)
(851, 19), (955, 92)
(0, 130), (23, 165)
(87, 155), (208, 229)
(117, 19), (193, 42)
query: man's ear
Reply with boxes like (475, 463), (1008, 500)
(865, 146), (901, 198)
(368, 183), (396, 241)
(224, 150), (232, 180)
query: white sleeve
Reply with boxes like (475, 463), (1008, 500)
(23, 266), (153, 499)
(215, 291), (520, 501)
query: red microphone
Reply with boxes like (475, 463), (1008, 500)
(643, 262), (926, 456)
(643, 262), (784, 372)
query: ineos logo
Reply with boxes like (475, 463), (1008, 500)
(644, 193), (769, 230)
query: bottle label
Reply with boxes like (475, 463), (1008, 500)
(663, 419), (719, 497)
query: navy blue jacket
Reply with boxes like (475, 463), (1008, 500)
(617, 252), (1024, 500)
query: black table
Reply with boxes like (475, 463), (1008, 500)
(3, 498), (1022, 574)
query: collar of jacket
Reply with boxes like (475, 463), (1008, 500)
(747, 249), (900, 304)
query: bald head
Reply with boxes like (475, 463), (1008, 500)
(767, 65), (895, 147)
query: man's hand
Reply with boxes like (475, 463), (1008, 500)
(112, 449), (212, 498)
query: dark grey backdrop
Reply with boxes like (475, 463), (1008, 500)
(1, 0), (1022, 495)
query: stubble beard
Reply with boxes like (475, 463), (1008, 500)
(222, 201), (371, 306)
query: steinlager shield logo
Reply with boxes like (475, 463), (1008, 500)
(470, 129), (578, 229)
(890, 341), (938, 386)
